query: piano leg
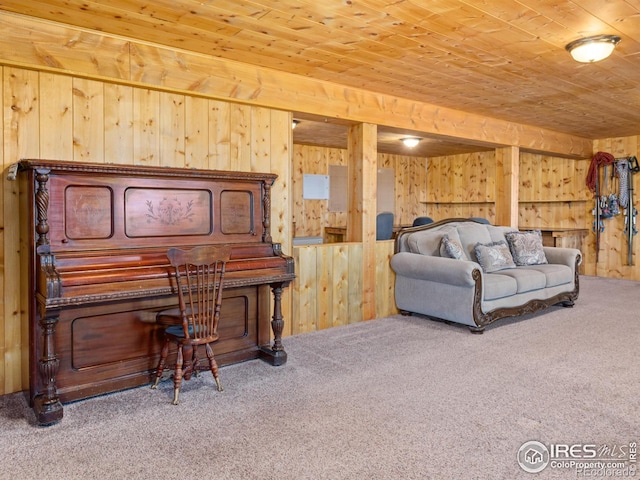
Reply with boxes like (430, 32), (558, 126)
(34, 309), (64, 425)
(259, 282), (288, 366)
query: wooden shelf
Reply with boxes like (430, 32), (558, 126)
(421, 200), (494, 204)
(519, 199), (590, 203)
(422, 199), (590, 204)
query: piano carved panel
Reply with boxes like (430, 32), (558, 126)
(17, 159), (295, 425)
(220, 190), (254, 234)
(124, 187), (212, 237)
(65, 186), (113, 239)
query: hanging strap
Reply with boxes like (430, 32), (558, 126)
(616, 160), (629, 208)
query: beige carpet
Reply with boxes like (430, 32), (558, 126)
(1, 275), (638, 480)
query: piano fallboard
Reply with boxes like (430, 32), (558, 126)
(38, 243), (294, 306)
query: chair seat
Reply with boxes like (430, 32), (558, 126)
(156, 307), (185, 325)
(157, 306), (207, 325)
(165, 323), (216, 339)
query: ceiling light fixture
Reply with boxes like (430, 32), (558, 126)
(565, 35), (621, 63)
(292, 120), (300, 129)
(401, 137), (421, 148)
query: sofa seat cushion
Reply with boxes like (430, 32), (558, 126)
(483, 273), (518, 300)
(520, 264), (573, 287)
(491, 268), (547, 294)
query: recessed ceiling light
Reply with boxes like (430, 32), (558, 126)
(401, 137), (421, 148)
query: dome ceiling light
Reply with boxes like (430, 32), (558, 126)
(565, 35), (621, 63)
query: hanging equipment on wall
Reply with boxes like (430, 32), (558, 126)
(598, 165), (620, 219)
(619, 156), (639, 266)
(616, 160), (630, 209)
(587, 152), (616, 263)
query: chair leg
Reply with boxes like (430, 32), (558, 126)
(192, 347), (201, 378)
(151, 338), (170, 389)
(172, 345), (184, 405)
(205, 343), (223, 392)
(182, 345), (195, 381)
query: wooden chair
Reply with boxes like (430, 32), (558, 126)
(151, 245), (231, 405)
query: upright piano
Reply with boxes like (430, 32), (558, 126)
(15, 160), (295, 425)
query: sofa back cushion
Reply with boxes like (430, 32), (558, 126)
(404, 222), (519, 263)
(407, 225), (465, 257)
(453, 223), (518, 262)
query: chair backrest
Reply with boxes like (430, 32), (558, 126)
(412, 216), (434, 227)
(376, 212), (395, 240)
(469, 217), (490, 224)
(167, 245), (232, 341)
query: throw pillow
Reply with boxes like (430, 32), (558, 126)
(474, 241), (516, 273)
(505, 230), (548, 266)
(440, 234), (465, 260)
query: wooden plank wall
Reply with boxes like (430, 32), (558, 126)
(424, 150), (595, 267)
(0, 66), (292, 396)
(518, 152), (592, 230)
(292, 145), (429, 237)
(291, 241), (397, 335)
(292, 243), (363, 334)
(425, 151), (497, 221)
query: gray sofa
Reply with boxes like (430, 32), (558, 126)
(390, 218), (581, 333)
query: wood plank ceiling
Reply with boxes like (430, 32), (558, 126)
(3, 0), (639, 157)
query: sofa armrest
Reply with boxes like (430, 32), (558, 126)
(390, 252), (480, 287)
(543, 247), (582, 267)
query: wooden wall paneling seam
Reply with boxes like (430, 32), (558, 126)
(40, 73), (73, 158)
(132, 87), (159, 166)
(104, 83), (134, 165)
(332, 244), (349, 328)
(316, 246), (331, 331)
(184, 96), (208, 170)
(347, 243), (364, 325)
(209, 99), (231, 171)
(159, 92), (186, 168)
(230, 104), (251, 172)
